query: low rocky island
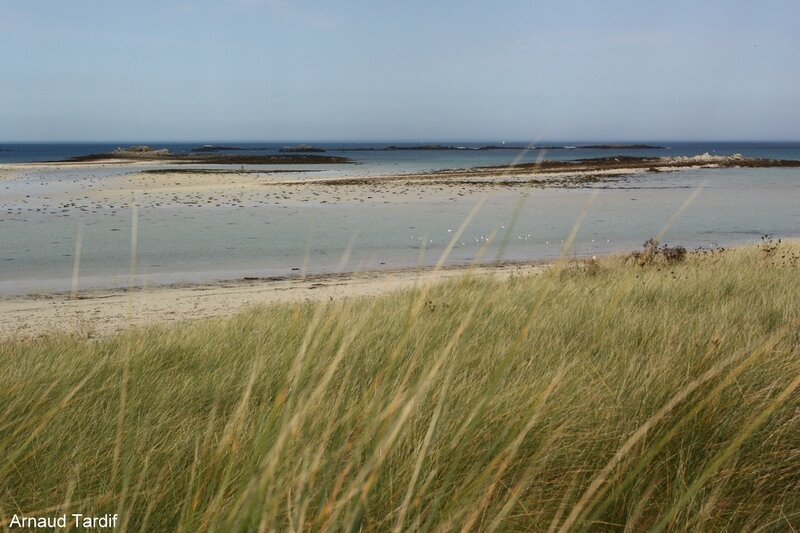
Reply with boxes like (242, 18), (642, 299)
(191, 145), (249, 153)
(113, 145), (171, 157)
(279, 144), (326, 153)
(56, 145), (351, 165)
(337, 144), (529, 151)
(332, 143), (665, 151)
(293, 153), (800, 188)
(576, 143), (664, 149)
(530, 144), (665, 150)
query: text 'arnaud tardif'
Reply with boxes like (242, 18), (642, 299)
(9, 513), (119, 529)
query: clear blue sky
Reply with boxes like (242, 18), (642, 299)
(1, 0), (798, 142)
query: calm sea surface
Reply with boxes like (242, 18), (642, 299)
(3, 141), (800, 167)
(1, 142), (799, 295)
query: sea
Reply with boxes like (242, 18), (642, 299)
(1, 141), (799, 295)
(3, 140), (800, 168)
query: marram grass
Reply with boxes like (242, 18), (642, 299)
(1, 242), (799, 531)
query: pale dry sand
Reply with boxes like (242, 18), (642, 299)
(0, 262), (548, 339)
(2, 155), (740, 213)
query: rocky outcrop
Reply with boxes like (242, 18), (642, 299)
(279, 144), (326, 153)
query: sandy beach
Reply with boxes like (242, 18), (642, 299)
(0, 261), (547, 338)
(5, 152), (796, 212)
(2, 152), (798, 336)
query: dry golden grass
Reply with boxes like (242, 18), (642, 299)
(1, 241), (799, 531)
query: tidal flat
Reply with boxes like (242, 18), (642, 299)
(1, 150), (799, 300)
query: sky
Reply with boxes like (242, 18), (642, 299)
(1, 0), (798, 142)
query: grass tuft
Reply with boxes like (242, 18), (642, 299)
(1, 242), (799, 531)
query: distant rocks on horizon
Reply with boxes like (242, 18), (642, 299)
(385, 144), (456, 151)
(339, 144), (528, 151)
(112, 145), (171, 157)
(191, 145), (248, 153)
(279, 144), (326, 153)
(58, 145), (351, 164)
(576, 144), (665, 150)
(334, 143), (665, 152)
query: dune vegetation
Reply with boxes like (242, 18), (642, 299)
(1, 240), (799, 531)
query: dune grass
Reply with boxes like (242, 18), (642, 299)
(1, 241), (799, 531)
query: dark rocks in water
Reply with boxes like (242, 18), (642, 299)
(513, 144), (664, 150)
(575, 156), (654, 164)
(116, 145), (156, 153)
(279, 144), (326, 153)
(723, 158), (800, 168)
(489, 154), (800, 172)
(578, 144), (664, 149)
(340, 144), (527, 151)
(57, 145), (170, 162)
(474, 145), (528, 150)
(384, 144), (531, 151)
(191, 145), (247, 153)
(141, 168), (325, 175)
(534, 146), (575, 150)
(57, 149), (351, 165)
(189, 154), (347, 164)
(61, 145), (170, 162)
(346, 143), (662, 151)
(385, 144), (452, 151)
(59, 153), (117, 162)
(336, 143), (660, 152)
(112, 145), (171, 157)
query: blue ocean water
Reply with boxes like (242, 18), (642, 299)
(2, 141), (800, 167)
(1, 141), (799, 295)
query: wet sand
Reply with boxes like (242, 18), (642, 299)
(2, 153), (798, 337)
(6, 153), (796, 212)
(0, 261), (547, 338)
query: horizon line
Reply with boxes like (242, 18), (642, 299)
(2, 138), (800, 145)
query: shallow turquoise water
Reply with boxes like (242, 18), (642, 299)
(1, 162), (798, 295)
